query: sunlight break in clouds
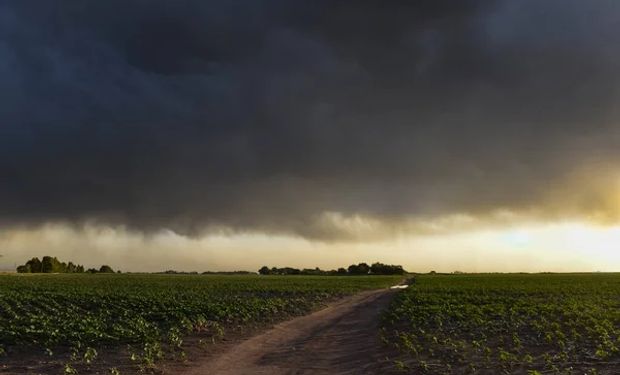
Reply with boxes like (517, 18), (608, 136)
(1, 1), (620, 271)
(1, 221), (619, 272)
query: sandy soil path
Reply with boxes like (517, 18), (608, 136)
(180, 288), (397, 375)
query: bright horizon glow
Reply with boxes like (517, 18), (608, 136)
(1, 221), (620, 273)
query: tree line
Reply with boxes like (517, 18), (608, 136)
(258, 262), (405, 276)
(16, 256), (116, 274)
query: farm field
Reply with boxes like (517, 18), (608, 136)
(0, 274), (401, 374)
(382, 274), (620, 374)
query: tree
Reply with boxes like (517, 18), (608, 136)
(39, 256), (69, 273)
(348, 263), (370, 275)
(370, 262), (405, 275)
(41, 256), (54, 273)
(358, 263), (370, 274)
(99, 265), (115, 273)
(255, 263), (403, 276)
(283, 267), (301, 275)
(26, 257), (42, 273)
(16, 256), (87, 273)
(301, 267), (323, 275)
(16, 264), (31, 273)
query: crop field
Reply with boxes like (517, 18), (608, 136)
(0, 274), (400, 373)
(382, 274), (620, 374)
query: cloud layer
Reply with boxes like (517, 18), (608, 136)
(1, 1), (619, 239)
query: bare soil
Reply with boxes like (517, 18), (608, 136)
(173, 288), (399, 375)
(0, 289), (399, 375)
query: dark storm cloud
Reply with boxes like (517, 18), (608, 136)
(1, 0), (619, 239)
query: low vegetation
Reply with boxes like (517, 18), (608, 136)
(382, 274), (620, 374)
(163, 270), (254, 275)
(0, 273), (400, 372)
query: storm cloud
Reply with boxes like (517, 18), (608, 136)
(1, 0), (619, 240)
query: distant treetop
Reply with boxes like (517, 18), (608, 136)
(258, 262), (406, 276)
(16, 257), (115, 274)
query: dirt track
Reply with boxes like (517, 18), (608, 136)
(180, 288), (398, 375)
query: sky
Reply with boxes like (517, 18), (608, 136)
(1, 1), (619, 272)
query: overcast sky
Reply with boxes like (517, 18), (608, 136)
(1, 1), (619, 271)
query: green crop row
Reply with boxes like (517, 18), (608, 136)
(382, 274), (620, 374)
(0, 274), (400, 372)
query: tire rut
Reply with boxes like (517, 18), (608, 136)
(181, 289), (398, 375)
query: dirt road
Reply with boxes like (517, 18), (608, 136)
(181, 288), (398, 375)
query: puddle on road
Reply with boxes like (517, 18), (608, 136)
(390, 285), (409, 289)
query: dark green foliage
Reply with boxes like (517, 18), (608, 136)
(98, 265), (114, 273)
(40, 256), (54, 273)
(383, 274), (620, 374)
(31, 256), (65, 273)
(17, 256), (77, 273)
(259, 262), (406, 276)
(66, 262), (77, 273)
(301, 267), (326, 276)
(0, 274), (401, 367)
(263, 267), (332, 275)
(16, 257), (43, 273)
(370, 262), (405, 275)
(29, 257), (42, 273)
(348, 262), (370, 275)
(16, 257), (92, 274)
(16, 264), (31, 273)
(274, 267), (301, 275)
